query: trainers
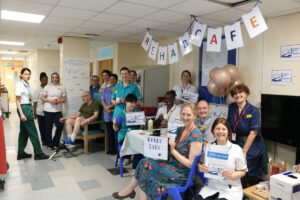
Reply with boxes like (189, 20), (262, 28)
(34, 153), (50, 160)
(17, 153), (32, 160)
(64, 138), (74, 145)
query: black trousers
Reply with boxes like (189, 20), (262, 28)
(44, 111), (64, 147)
(106, 122), (117, 153)
(36, 115), (46, 145)
(119, 139), (144, 170)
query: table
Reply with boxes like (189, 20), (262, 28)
(120, 129), (168, 157)
(243, 185), (269, 200)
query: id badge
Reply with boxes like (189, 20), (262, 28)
(232, 132), (236, 141)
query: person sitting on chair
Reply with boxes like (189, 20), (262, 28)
(60, 91), (99, 144)
(112, 103), (203, 200)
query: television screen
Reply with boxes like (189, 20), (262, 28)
(261, 94), (300, 147)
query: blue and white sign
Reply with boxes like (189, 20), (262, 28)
(271, 69), (293, 85)
(280, 44), (300, 60)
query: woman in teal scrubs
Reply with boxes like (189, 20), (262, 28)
(15, 68), (49, 160)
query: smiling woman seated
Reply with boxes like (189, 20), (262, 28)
(197, 118), (247, 200)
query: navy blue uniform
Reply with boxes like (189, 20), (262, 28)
(227, 102), (265, 177)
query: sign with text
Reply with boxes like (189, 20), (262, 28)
(280, 44), (300, 60)
(271, 69), (293, 85)
(126, 112), (145, 126)
(144, 136), (168, 160)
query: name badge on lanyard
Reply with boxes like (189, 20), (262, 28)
(22, 81), (32, 103)
(233, 108), (246, 141)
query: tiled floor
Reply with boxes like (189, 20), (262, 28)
(0, 105), (135, 200)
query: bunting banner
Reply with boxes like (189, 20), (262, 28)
(224, 21), (244, 50)
(242, 6), (268, 39)
(190, 22), (207, 47)
(207, 27), (222, 52)
(148, 40), (159, 60)
(158, 46), (167, 65)
(141, 31), (153, 51)
(140, 1), (268, 65)
(179, 32), (193, 56)
(168, 43), (179, 64)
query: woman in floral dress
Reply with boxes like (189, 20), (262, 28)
(112, 103), (203, 200)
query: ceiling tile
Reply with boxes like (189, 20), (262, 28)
(167, 0), (229, 15)
(42, 17), (84, 27)
(22, 0), (58, 5)
(236, 0), (300, 17)
(144, 10), (188, 23)
(80, 22), (118, 30)
(99, 31), (131, 38)
(91, 13), (136, 25)
(111, 25), (145, 34)
(202, 8), (244, 24)
(71, 27), (106, 35)
(58, 0), (118, 12)
(105, 2), (159, 18)
(127, 19), (167, 29)
(124, 0), (185, 8)
(176, 18), (223, 27)
(49, 6), (97, 20)
(156, 23), (187, 34)
(1, 0), (53, 15)
(36, 24), (75, 32)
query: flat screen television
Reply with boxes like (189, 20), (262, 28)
(261, 94), (300, 147)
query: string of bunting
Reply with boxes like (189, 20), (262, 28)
(141, 0), (268, 65)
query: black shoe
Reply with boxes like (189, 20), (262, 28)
(17, 153), (32, 160)
(34, 153), (50, 160)
(112, 190), (135, 199)
(47, 146), (55, 150)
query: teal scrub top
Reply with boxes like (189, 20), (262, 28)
(114, 108), (141, 143)
(112, 81), (142, 119)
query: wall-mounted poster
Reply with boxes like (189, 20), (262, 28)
(271, 69), (293, 85)
(280, 44), (300, 60)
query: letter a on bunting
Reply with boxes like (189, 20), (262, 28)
(207, 27), (222, 52)
(168, 43), (179, 64)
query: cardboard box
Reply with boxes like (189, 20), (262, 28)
(269, 172), (300, 200)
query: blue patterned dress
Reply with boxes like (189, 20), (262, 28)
(135, 127), (203, 200)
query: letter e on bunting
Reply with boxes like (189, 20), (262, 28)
(158, 46), (167, 65)
(168, 43), (179, 64)
(179, 32), (193, 56)
(207, 27), (222, 52)
(148, 40), (159, 60)
(242, 6), (268, 39)
(224, 21), (244, 50)
(190, 22), (207, 47)
(141, 31), (153, 51)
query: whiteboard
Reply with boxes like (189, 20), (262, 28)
(62, 58), (89, 116)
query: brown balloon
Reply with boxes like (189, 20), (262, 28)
(223, 64), (239, 85)
(209, 67), (220, 80)
(231, 78), (243, 88)
(207, 80), (227, 97)
(212, 68), (231, 89)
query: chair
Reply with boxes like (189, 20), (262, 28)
(158, 152), (205, 200)
(76, 93), (107, 154)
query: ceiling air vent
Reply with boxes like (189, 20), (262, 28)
(208, 0), (256, 7)
(84, 33), (99, 37)
(19, 50), (28, 53)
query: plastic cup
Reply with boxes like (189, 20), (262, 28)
(116, 117), (122, 125)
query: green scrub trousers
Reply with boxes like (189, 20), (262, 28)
(18, 104), (43, 156)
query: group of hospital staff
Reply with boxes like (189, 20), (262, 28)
(14, 67), (265, 200)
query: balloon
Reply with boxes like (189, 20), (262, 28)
(231, 78), (243, 88)
(209, 67), (220, 80)
(212, 68), (231, 89)
(207, 80), (227, 97)
(223, 64), (239, 85)
(226, 93), (236, 104)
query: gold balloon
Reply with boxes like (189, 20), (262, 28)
(209, 67), (220, 80)
(231, 78), (243, 88)
(212, 68), (231, 89)
(223, 64), (239, 85)
(207, 80), (227, 97)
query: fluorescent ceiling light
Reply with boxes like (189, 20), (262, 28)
(0, 51), (18, 55)
(0, 41), (25, 46)
(1, 10), (45, 23)
(1, 56), (24, 61)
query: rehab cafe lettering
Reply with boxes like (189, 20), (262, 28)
(141, 4), (268, 65)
